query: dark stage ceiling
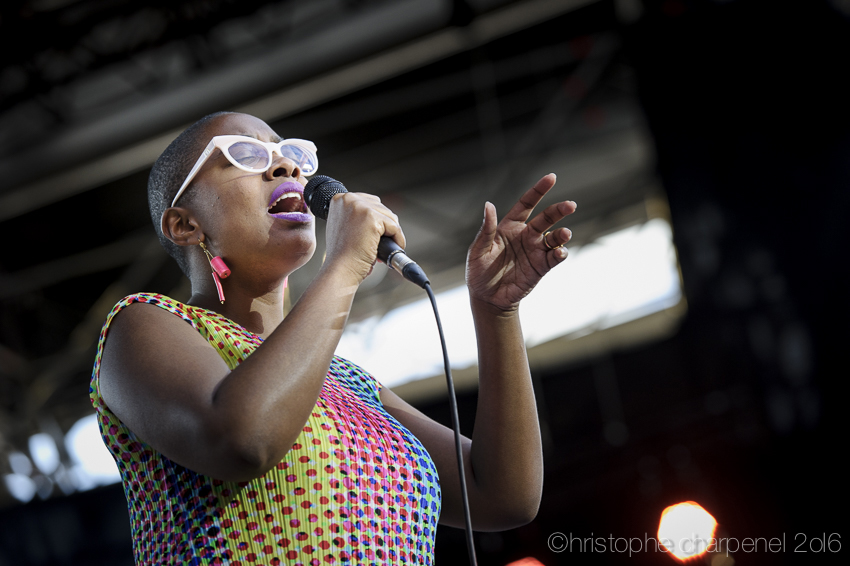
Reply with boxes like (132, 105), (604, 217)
(1, 0), (849, 564)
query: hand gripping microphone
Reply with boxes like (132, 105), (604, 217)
(303, 175), (430, 288)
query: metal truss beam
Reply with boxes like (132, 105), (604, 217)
(0, 0), (598, 221)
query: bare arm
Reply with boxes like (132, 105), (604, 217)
(381, 302), (543, 531)
(99, 192), (401, 482)
(385, 174), (576, 531)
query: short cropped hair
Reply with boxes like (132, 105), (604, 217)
(147, 111), (232, 276)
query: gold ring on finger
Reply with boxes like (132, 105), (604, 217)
(543, 230), (561, 250)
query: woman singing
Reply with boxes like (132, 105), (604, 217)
(90, 111), (575, 565)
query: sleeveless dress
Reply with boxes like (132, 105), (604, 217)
(89, 293), (441, 566)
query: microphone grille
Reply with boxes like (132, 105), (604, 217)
(304, 175), (347, 220)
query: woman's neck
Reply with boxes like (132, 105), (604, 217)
(187, 284), (286, 339)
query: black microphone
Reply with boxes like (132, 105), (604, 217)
(304, 175), (430, 289)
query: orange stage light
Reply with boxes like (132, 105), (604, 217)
(658, 501), (718, 561)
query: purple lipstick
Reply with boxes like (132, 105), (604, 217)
(267, 181), (312, 223)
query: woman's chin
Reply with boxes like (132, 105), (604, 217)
(286, 242), (317, 271)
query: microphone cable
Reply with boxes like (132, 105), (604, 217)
(424, 281), (478, 566)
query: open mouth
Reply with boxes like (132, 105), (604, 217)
(267, 181), (311, 221)
(268, 192), (304, 214)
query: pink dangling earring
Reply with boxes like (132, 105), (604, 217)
(199, 241), (231, 304)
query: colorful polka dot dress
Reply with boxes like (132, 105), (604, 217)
(90, 293), (441, 565)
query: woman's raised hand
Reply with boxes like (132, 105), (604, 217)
(466, 173), (576, 312)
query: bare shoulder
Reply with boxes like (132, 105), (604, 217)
(99, 300), (197, 363)
(98, 301), (230, 439)
(100, 301), (224, 386)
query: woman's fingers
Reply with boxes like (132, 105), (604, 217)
(503, 174), (557, 224)
(364, 195), (405, 249)
(325, 192), (407, 272)
(543, 226), (573, 249)
(527, 200), (577, 235)
(468, 201), (499, 259)
(379, 214), (406, 250)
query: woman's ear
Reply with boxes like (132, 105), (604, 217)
(161, 207), (202, 247)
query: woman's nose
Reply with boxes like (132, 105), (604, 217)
(265, 154), (301, 180)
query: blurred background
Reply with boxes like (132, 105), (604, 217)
(0, 0), (848, 564)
